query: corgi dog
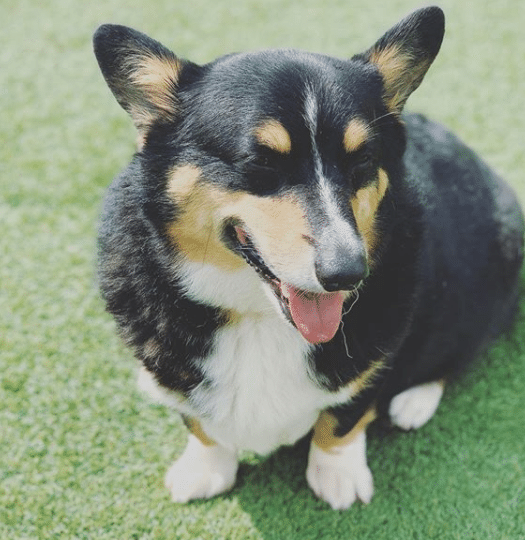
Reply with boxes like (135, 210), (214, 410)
(93, 7), (523, 510)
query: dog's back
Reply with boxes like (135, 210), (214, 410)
(377, 113), (524, 406)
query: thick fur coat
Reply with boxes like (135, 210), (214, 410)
(94, 7), (523, 509)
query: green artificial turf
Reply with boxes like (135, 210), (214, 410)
(2, 0), (524, 538)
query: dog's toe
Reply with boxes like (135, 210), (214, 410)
(306, 432), (373, 510)
(165, 434), (238, 503)
(389, 380), (444, 430)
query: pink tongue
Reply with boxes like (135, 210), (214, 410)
(281, 285), (345, 344)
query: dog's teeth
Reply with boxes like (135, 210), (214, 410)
(280, 284), (292, 299)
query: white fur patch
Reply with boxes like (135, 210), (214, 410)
(304, 87), (319, 147)
(303, 86), (364, 261)
(176, 260), (274, 316)
(318, 176), (363, 246)
(389, 380), (444, 430)
(165, 434), (238, 503)
(140, 260), (361, 455)
(306, 432), (374, 510)
(188, 314), (357, 455)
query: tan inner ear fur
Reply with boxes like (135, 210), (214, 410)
(368, 45), (425, 112)
(166, 164), (312, 274)
(254, 119), (292, 155)
(126, 51), (182, 130)
(368, 45), (409, 89)
(351, 168), (389, 255)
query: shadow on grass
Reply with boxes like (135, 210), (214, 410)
(225, 297), (525, 540)
(229, 423), (399, 540)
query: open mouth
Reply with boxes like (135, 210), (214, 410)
(226, 223), (346, 345)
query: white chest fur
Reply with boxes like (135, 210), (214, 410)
(140, 261), (356, 455)
(191, 315), (323, 454)
(140, 312), (357, 455)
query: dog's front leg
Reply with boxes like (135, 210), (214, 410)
(165, 417), (238, 503)
(306, 408), (376, 510)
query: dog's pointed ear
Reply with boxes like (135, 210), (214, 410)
(355, 7), (445, 113)
(93, 25), (194, 135)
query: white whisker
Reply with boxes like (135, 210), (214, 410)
(339, 287), (360, 359)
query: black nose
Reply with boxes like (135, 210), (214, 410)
(316, 250), (369, 292)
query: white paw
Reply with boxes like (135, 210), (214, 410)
(165, 434), (238, 503)
(389, 380), (444, 430)
(306, 432), (373, 510)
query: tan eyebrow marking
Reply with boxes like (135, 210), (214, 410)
(254, 119), (292, 154)
(343, 118), (371, 153)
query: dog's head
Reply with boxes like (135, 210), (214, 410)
(94, 7), (444, 344)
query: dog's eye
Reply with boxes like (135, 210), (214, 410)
(346, 149), (377, 190)
(250, 155), (271, 169)
(241, 155), (282, 195)
(349, 150), (374, 170)
(346, 148), (376, 177)
(243, 153), (276, 173)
